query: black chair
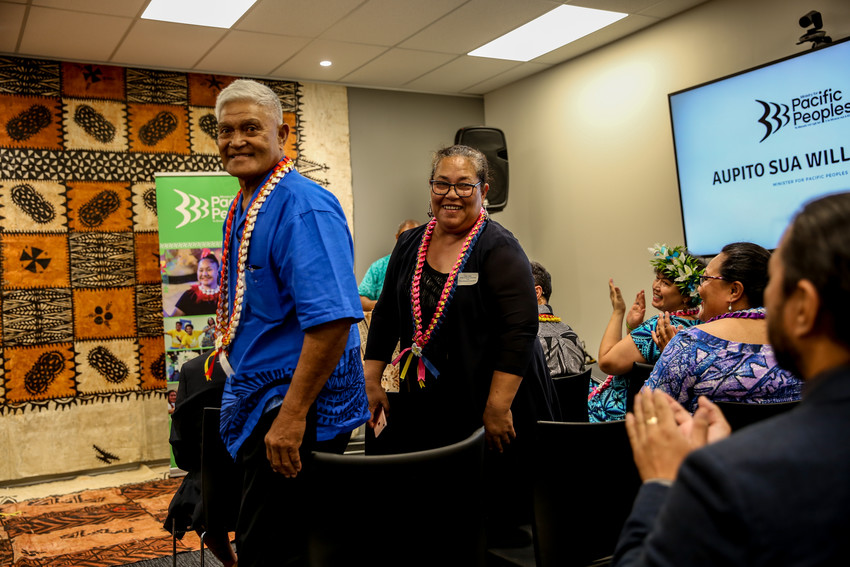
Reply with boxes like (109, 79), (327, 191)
(624, 362), (654, 412)
(552, 367), (592, 422)
(532, 420), (641, 567)
(713, 400), (800, 432)
(165, 351), (240, 567)
(307, 427), (487, 567)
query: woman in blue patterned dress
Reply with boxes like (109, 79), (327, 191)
(588, 244), (703, 422)
(644, 242), (802, 412)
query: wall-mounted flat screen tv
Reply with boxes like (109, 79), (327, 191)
(669, 37), (850, 256)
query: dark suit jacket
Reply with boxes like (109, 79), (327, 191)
(164, 350), (239, 537)
(613, 364), (850, 566)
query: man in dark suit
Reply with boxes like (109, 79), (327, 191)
(613, 191), (850, 566)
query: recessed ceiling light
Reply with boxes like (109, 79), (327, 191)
(468, 5), (627, 62)
(142, 0), (258, 29)
(319, 60), (333, 67)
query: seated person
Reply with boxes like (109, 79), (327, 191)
(589, 244), (703, 421)
(530, 261), (585, 376)
(358, 219), (419, 312)
(644, 242), (802, 412)
(164, 351), (238, 567)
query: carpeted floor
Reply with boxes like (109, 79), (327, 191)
(126, 549), (224, 567)
(0, 476), (206, 566)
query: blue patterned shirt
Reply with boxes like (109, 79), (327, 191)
(644, 327), (802, 412)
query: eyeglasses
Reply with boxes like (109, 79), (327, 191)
(429, 180), (481, 197)
(697, 274), (725, 282)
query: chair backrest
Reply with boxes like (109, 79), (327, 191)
(308, 427), (487, 567)
(713, 400), (800, 432)
(200, 407), (241, 534)
(533, 420), (641, 567)
(624, 362), (654, 412)
(552, 367), (592, 422)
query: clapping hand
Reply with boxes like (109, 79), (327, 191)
(626, 290), (646, 331)
(651, 312), (683, 351)
(625, 390), (731, 482)
(609, 279), (646, 331)
(608, 278), (626, 314)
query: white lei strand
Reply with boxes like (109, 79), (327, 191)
(215, 160), (293, 352)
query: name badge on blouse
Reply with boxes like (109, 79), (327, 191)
(458, 273), (478, 286)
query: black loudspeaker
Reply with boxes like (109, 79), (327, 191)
(454, 126), (509, 212)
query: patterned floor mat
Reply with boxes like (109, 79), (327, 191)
(0, 477), (203, 566)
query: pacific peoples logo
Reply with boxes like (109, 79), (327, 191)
(756, 88), (848, 142)
(173, 189), (231, 228)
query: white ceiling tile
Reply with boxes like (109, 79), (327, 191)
(196, 31), (312, 77)
(341, 48), (456, 86)
(272, 39), (387, 82)
(19, 6), (133, 61)
(112, 19), (226, 69)
(0, 3), (26, 52)
(400, 0), (562, 54)
(460, 61), (551, 95)
(236, 0), (362, 37)
(32, 0), (148, 18)
(321, 0), (465, 46)
(403, 55), (521, 94)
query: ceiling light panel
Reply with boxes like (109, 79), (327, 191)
(142, 0), (257, 29)
(469, 4), (627, 62)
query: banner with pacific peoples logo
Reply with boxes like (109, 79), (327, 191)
(155, 172), (238, 384)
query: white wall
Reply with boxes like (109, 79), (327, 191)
(484, 0), (850, 357)
(347, 88), (484, 280)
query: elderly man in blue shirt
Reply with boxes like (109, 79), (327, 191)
(212, 79), (369, 567)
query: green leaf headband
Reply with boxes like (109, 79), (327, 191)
(648, 243), (704, 304)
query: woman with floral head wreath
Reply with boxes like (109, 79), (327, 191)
(589, 244), (704, 422)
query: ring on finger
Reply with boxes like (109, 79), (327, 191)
(646, 416), (658, 425)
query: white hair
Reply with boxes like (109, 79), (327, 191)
(215, 79), (282, 126)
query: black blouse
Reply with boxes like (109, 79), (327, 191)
(365, 220), (538, 416)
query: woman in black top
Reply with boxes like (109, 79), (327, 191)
(364, 145), (544, 454)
